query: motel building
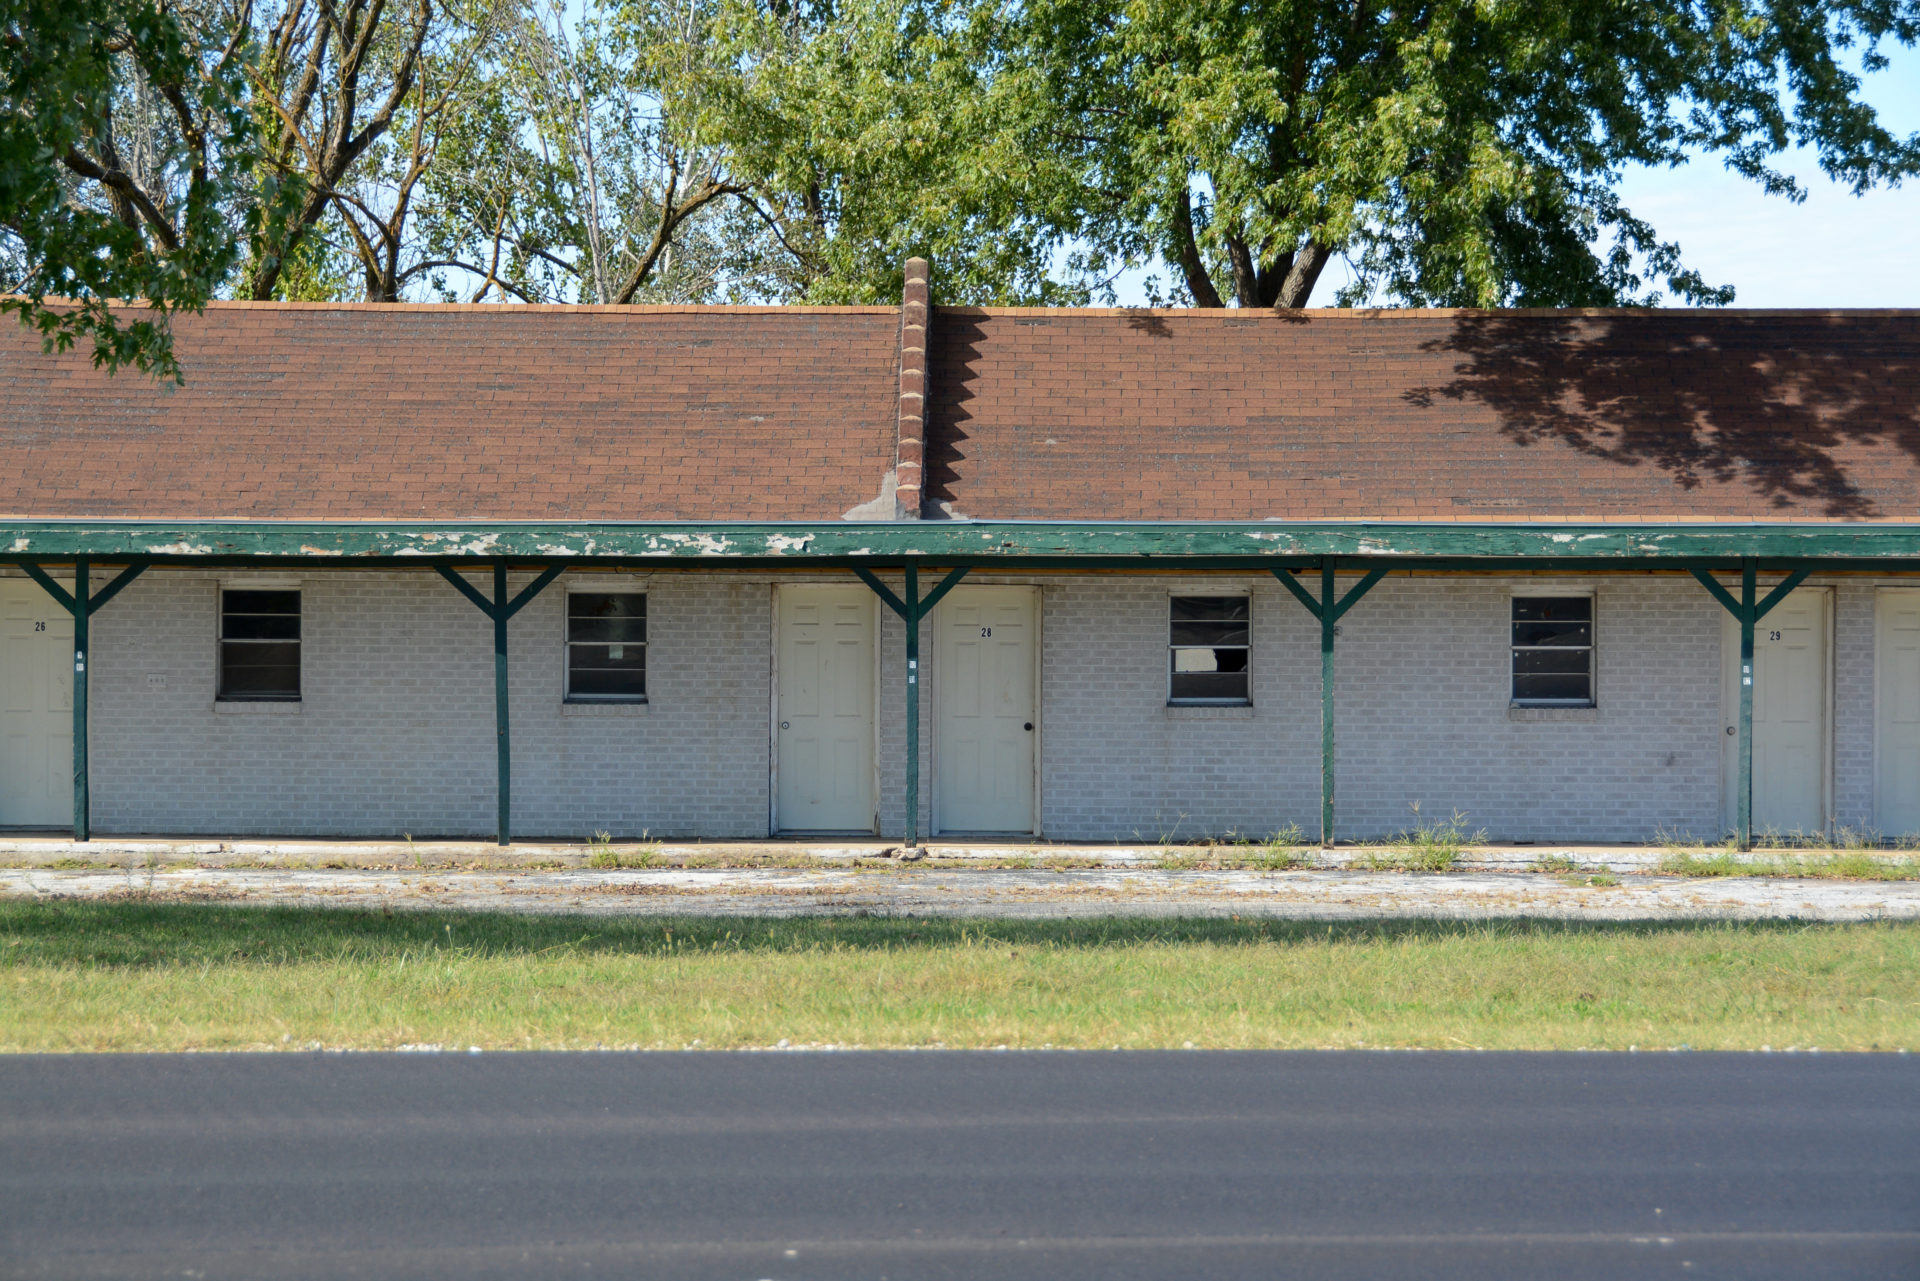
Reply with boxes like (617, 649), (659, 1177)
(3, 262), (1919, 851)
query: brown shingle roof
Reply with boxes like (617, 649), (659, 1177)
(927, 308), (1920, 522)
(0, 302), (902, 521)
(5, 301), (1918, 525)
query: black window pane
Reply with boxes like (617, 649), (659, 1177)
(1170, 671), (1249, 701)
(1170, 619), (1250, 646)
(569, 668), (648, 697)
(1512, 597), (1590, 623)
(225, 590), (300, 616)
(219, 642), (300, 699)
(570, 594), (645, 619)
(1513, 673), (1591, 702)
(570, 644), (647, 670)
(568, 616), (648, 643)
(1514, 648), (1591, 676)
(1513, 620), (1591, 647)
(223, 613), (302, 640)
(1171, 596), (1249, 623)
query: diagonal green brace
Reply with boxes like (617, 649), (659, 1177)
(436, 562), (565, 845)
(1272, 563), (1387, 847)
(852, 564), (968, 847)
(18, 559), (147, 839)
(1689, 561), (1811, 849)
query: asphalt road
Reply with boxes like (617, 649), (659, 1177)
(1, 1052), (1914, 1281)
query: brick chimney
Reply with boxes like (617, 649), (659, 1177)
(894, 256), (930, 519)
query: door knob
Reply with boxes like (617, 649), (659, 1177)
(780, 721), (790, 730)
(1023, 722), (1033, 731)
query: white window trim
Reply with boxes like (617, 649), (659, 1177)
(1167, 589), (1253, 708)
(1508, 588), (1596, 709)
(563, 582), (648, 705)
(215, 578), (303, 706)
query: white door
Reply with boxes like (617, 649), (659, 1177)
(775, 586), (876, 832)
(935, 586), (1037, 833)
(1722, 587), (1829, 836)
(1876, 589), (1920, 837)
(0, 581), (74, 827)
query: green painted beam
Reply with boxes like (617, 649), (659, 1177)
(1690, 562), (1817, 850)
(1270, 567), (1323, 618)
(14, 520), (1920, 564)
(1272, 562), (1386, 847)
(433, 562), (564, 845)
(1754, 567), (1815, 622)
(852, 564), (970, 846)
(84, 561), (149, 616)
(16, 558), (146, 841)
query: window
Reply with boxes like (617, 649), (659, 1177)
(1169, 595), (1250, 704)
(567, 592), (646, 701)
(218, 589), (301, 701)
(1511, 596), (1593, 705)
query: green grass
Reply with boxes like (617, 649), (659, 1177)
(3, 903), (1915, 1053)
(1659, 851), (1920, 880)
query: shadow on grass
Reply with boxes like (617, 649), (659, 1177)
(1, 900), (1899, 969)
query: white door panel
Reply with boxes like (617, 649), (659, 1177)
(1876, 589), (1920, 837)
(775, 586), (875, 832)
(0, 581), (73, 827)
(1722, 587), (1828, 836)
(936, 587), (1036, 833)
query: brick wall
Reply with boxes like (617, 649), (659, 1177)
(87, 570), (771, 838)
(63, 568), (1891, 842)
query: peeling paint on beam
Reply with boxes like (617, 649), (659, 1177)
(9, 521), (1920, 563)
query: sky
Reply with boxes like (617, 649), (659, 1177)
(1123, 44), (1920, 310)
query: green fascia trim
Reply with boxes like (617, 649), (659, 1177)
(10, 520), (1920, 564)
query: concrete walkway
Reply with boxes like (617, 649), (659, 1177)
(5, 862), (1916, 921)
(0, 834), (1901, 872)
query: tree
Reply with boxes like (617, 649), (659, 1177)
(991, 0), (1920, 308)
(0, 0), (259, 378)
(689, 0), (1083, 304)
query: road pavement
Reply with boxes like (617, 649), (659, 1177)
(2, 1051), (1915, 1280)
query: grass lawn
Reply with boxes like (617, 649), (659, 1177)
(3, 902), (1916, 1052)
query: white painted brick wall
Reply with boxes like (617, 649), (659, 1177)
(61, 567), (1884, 843)
(1833, 583), (1876, 831)
(88, 570), (770, 838)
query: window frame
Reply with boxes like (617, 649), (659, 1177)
(1509, 591), (1596, 708)
(563, 585), (648, 704)
(215, 582), (303, 704)
(1167, 591), (1253, 707)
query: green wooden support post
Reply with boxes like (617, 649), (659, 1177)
(17, 557), (147, 841)
(1318, 563), (1335, 846)
(71, 557), (89, 840)
(1688, 560), (1812, 851)
(1737, 559), (1756, 850)
(435, 562), (567, 846)
(904, 565), (920, 847)
(492, 562), (512, 847)
(850, 564), (970, 848)
(1271, 563), (1388, 848)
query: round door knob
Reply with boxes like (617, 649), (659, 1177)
(1024, 722), (1034, 731)
(780, 721), (790, 730)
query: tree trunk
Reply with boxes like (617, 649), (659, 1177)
(1170, 188), (1223, 308)
(1273, 240), (1332, 308)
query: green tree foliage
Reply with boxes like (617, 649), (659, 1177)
(0, 0), (259, 378)
(8, 0), (1920, 377)
(988, 0), (1920, 307)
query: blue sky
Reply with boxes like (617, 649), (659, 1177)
(1126, 44), (1920, 309)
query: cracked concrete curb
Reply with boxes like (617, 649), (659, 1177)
(4, 866), (1916, 921)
